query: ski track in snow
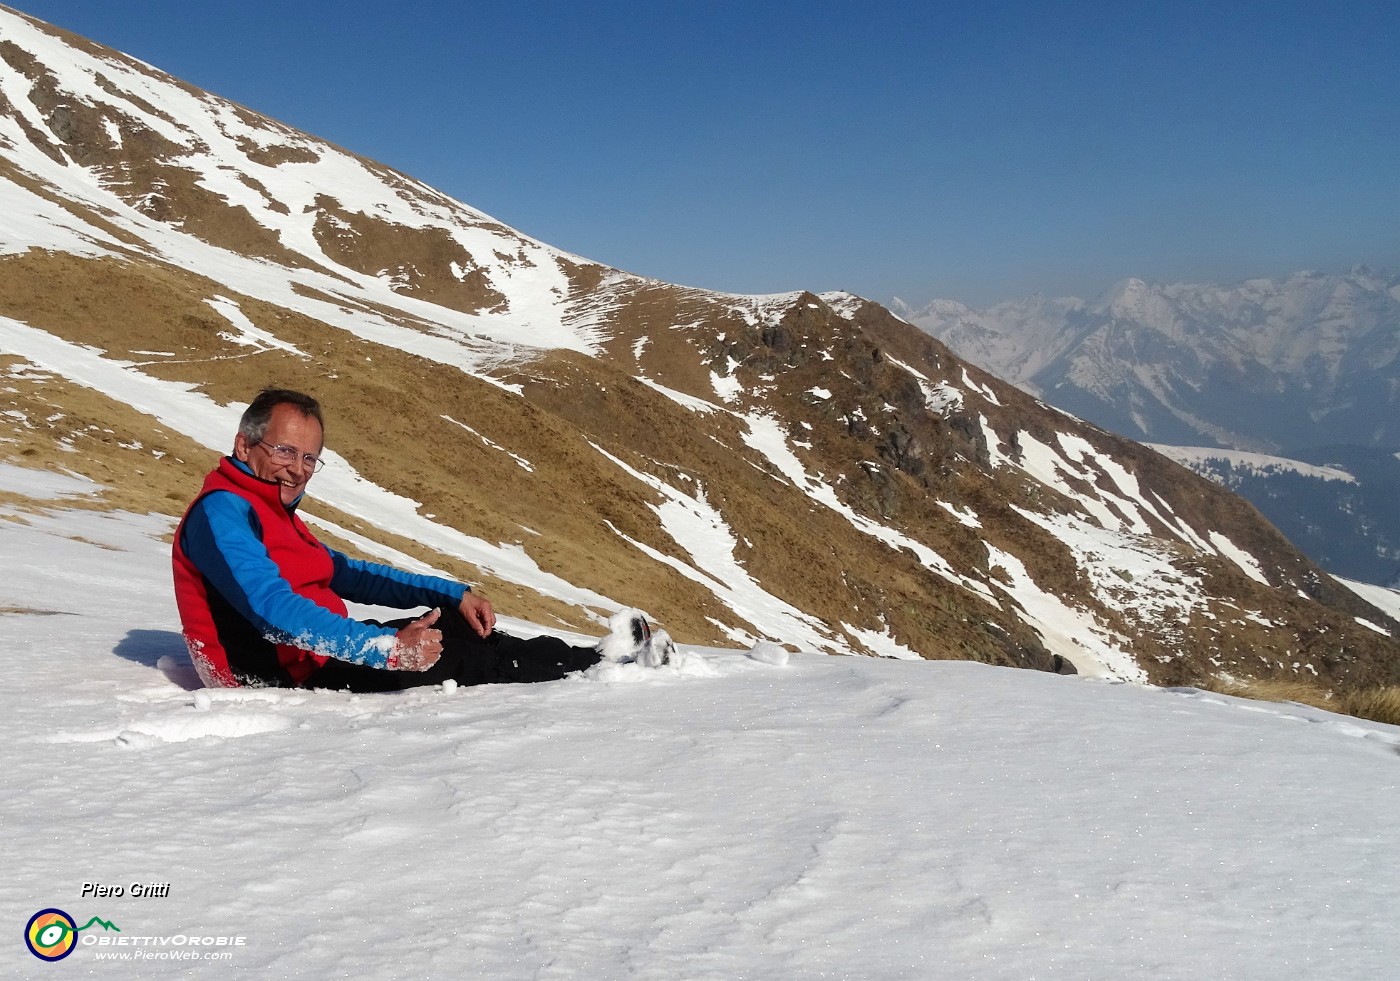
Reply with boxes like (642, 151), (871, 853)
(2, 479), (1400, 979)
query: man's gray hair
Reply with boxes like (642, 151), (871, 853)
(238, 389), (324, 443)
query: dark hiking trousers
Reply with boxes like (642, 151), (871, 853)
(301, 605), (603, 693)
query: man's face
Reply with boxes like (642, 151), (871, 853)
(233, 403), (325, 508)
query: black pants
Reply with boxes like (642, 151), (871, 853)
(303, 606), (603, 693)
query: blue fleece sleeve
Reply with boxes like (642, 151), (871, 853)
(327, 551), (467, 611)
(180, 492), (398, 668)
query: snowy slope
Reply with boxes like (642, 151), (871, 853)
(3, 469), (1400, 980)
(0, 5), (609, 377)
(0, 304), (1336, 684)
(1150, 445), (1359, 484)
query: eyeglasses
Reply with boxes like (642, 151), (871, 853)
(255, 440), (325, 473)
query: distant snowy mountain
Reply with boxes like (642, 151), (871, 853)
(898, 270), (1400, 581)
(2, 5), (1399, 691)
(896, 268), (1400, 453)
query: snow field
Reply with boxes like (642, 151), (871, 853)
(3, 499), (1400, 980)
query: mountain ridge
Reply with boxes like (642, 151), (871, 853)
(895, 266), (1400, 453)
(3, 3), (1398, 690)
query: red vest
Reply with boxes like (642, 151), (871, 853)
(172, 458), (346, 687)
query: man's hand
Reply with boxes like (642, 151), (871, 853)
(393, 608), (443, 671)
(460, 591), (495, 638)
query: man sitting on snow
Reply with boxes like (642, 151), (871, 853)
(172, 387), (673, 690)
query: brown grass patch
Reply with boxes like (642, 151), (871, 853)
(1203, 676), (1334, 710)
(310, 194), (508, 314)
(0, 357), (213, 517)
(1337, 687), (1400, 727)
(1201, 675), (1400, 726)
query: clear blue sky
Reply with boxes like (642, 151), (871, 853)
(14, 0), (1400, 305)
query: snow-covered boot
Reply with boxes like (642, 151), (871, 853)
(597, 608), (652, 662)
(638, 629), (676, 668)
